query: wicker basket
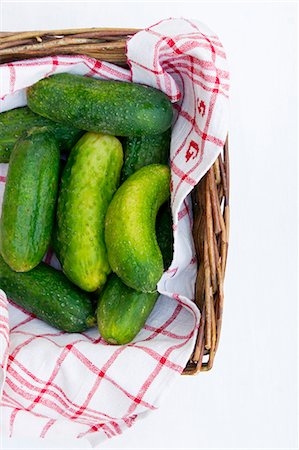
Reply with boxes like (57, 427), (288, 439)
(0, 28), (229, 375)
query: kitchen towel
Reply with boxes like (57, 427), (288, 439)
(0, 17), (229, 447)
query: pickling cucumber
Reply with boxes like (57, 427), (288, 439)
(0, 255), (96, 332)
(0, 127), (60, 272)
(0, 107), (83, 162)
(55, 132), (123, 292)
(105, 164), (170, 293)
(27, 73), (173, 136)
(121, 129), (171, 181)
(97, 274), (159, 345)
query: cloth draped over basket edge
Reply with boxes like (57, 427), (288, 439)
(0, 17), (229, 447)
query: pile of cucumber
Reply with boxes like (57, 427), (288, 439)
(0, 73), (174, 344)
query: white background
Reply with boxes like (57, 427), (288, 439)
(0, 1), (298, 449)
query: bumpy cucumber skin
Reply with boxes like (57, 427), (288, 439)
(121, 129), (171, 182)
(56, 132), (123, 292)
(0, 127), (60, 272)
(105, 164), (170, 293)
(156, 202), (173, 270)
(0, 256), (96, 332)
(0, 106), (83, 162)
(97, 275), (159, 345)
(27, 73), (173, 137)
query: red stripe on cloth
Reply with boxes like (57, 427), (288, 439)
(171, 293), (198, 315)
(10, 316), (35, 332)
(8, 335), (38, 364)
(8, 357), (123, 422)
(142, 303), (183, 341)
(152, 35), (163, 91)
(1, 392), (24, 409)
(0, 346), (10, 375)
(161, 63), (197, 168)
(5, 375), (107, 426)
(77, 422), (114, 439)
(1, 58), (75, 69)
(173, 76), (220, 199)
(2, 392), (64, 437)
(80, 332), (107, 344)
(128, 59), (163, 75)
(69, 345), (156, 412)
(40, 418), (56, 438)
(166, 266), (178, 277)
(0, 314), (8, 325)
(7, 364), (81, 412)
(162, 51), (228, 73)
(132, 344), (183, 373)
(166, 32), (225, 50)
(178, 40), (226, 59)
(10, 330), (106, 357)
(69, 346), (125, 420)
(0, 327), (9, 345)
(181, 17), (201, 31)
(165, 38), (183, 55)
(171, 161), (197, 188)
(178, 206), (188, 221)
(44, 56), (59, 78)
(172, 104), (224, 146)
(123, 414), (137, 427)
(111, 420), (122, 435)
(171, 106), (203, 140)
(8, 64), (16, 93)
(9, 345), (74, 413)
(7, 297), (36, 318)
(9, 408), (20, 437)
(7, 347), (69, 411)
(165, 58), (226, 84)
(84, 59), (103, 77)
(126, 330), (195, 416)
(98, 61), (130, 80)
(0, 293), (8, 304)
(170, 67), (229, 98)
(100, 373), (157, 411)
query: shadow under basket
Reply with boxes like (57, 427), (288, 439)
(0, 27), (230, 375)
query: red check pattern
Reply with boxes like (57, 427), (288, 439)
(0, 18), (229, 446)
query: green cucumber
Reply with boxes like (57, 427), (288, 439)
(0, 127), (60, 272)
(97, 274), (159, 345)
(156, 203), (173, 269)
(56, 132), (123, 292)
(121, 129), (171, 182)
(0, 255), (96, 332)
(0, 106), (83, 162)
(105, 164), (170, 293)
(27, 73), (173, 136)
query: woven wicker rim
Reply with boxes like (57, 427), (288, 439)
(0, 28), (230, 375)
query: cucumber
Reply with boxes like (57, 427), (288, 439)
(0, 255), (96, 332)
(27, 73), (173, 137)
(97, 274), (159, 345)
(121, 129), (171, 182)
(156, 202), (173, 269)
(105, 164), (170, 293)
(0, 127), (60, 272)
(0, 107), (83, 162)
(56, 132), (123, 292)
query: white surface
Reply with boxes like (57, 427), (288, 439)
(0, 1), (298, 449)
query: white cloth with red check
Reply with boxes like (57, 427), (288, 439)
(0, 18), (229, 446)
